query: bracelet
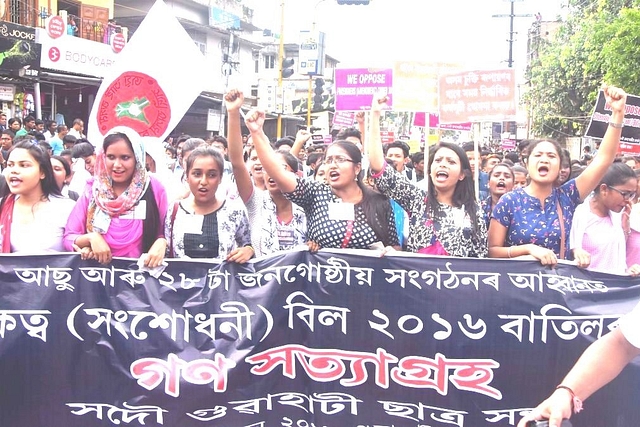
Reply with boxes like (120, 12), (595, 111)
(555, 385), (583, 414)
(507, 246), (512, 258)
(370, 161), (387, 179)
(609, 122), (624, 129)
(244, 244), (255, 254)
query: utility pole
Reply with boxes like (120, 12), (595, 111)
(492, 0), (533, 68)
(276, 0), (286, 138)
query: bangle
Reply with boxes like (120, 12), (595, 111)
(555, 385), (583, 414)
(244, 244), (255, 254)
(609, 122), (624, 129)
(507, 246), (512, 258)
(370, 162), (387, 179)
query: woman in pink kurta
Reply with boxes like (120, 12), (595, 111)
(64, 130), (168, 266)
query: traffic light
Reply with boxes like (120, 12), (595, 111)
(281, 57), (295, 78)
(336, 0), (370, 4)
(313, 77), (325, 111)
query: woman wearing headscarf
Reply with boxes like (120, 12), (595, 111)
(64, 130), (168, 266)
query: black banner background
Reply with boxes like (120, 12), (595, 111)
(1, 250), (639, 427)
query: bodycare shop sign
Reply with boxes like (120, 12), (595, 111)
(36, 28), (121, 78)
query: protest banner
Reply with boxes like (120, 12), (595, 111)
(393, 61), (460, 113)
(585, 91), (640, 151)
(334, 68), (393, 111)
(438, 69), (516, 124)
(1, 250), (639, 426)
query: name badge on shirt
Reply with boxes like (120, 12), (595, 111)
(120, 200), (147, 220)
(93, 209), (112, 233)
(183, 214), (204, 235)
(328, 202), (355, 221)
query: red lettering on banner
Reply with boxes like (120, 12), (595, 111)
(130, 353), (236, 397)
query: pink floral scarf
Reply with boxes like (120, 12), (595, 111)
(87, 136), (149, 232)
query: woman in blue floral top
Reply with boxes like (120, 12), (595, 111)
(368, 95), (487, 257)
(488, 85), (627, 265)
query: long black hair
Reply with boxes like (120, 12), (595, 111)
(426, 142), (482, 239)
(331, 140), (396, 246)
(0, 139), (63, 222)
(594, 162), (636, 195)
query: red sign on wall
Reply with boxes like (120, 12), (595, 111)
(46, 16), (65, 39)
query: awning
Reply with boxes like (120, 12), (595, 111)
(38, 71), (103, 86)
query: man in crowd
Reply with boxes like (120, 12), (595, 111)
(44, 120), (58, 141)
(48, 125), (68, 156)
(68, 118), (85, 139)
(385, 140), (417, 183)
(462, 141), (489, 200)
(15, 115), (36, 137)
(0, 129), (14, 168)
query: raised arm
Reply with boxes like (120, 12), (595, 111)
(245, 109), (298, 193)
(368, 94), (389, 173)
(225, 89), (253, 203)
(289, 128), (311, 159)
(355, 111), (365, 147)
(576, 85), (626, 198)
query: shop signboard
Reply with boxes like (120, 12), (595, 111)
(0, 21), (40, 77)
(36, 28), (121, 78)
(0, 84), (14, 101)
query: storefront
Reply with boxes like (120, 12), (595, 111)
(0, 21), (41, 121)
(35, 17), (123, 129)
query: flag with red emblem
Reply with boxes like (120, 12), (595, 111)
(87, 0), (208, 145)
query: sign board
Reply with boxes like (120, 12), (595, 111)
(438, 69), (516, 124)
(585, 91), (640, 146)
(0, 21), (40, 77)
(207, 108), (222, 131)
(209, 7), (241, 29)
(298, 30), (325, 76)
(45, 15), (65, 39)
(334, 68), (393, 111)
(393, 61), (460, 112)
(0, 84), (14, 101)
(37, 27), (121, 78)
(380, 130), (395, 144)
(257, 81), (277, 113)
(332, 111), (355, 129)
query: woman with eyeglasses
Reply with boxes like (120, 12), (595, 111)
(224, 90), (307, 257)
(64, 130), (168, 267)
(489, 85), (627, 265)
(0, 139), (75, 253)
(569, 162), (640, 275)
(367, 96), (487, 257)
(244, 109), (398, 251)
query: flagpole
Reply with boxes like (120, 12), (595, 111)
(276, 0), (285, 138)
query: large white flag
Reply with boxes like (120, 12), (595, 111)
(87, 0), (208, 145)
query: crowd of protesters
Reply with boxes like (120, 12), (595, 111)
(1, 86), (640, 426)
(0, 87), (637, 268)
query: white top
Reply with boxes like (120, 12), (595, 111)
(619, 301), (640, 349)
(570, 196), (627, 275)
(10, 196), (75, 253)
